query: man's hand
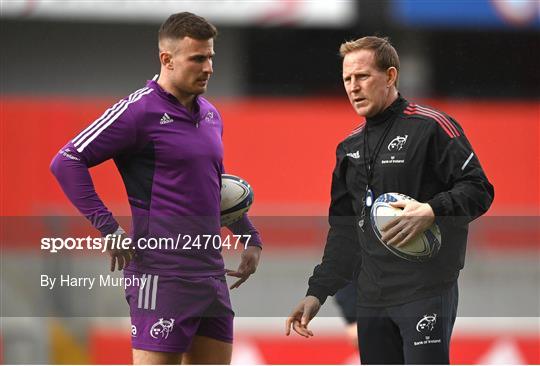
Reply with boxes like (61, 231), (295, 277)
(285, 296), (321, 338)
(106, 227), (134, 272)
(381, 200), (435, 248)
(226, 245), (262, 289)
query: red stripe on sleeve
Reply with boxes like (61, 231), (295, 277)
(404, 106), (456, 138)
(349, 122), (366, 137)
(415, 105), (460, 137)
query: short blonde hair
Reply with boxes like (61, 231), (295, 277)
(340, 36), (400, 87)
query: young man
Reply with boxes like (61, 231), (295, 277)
(51, 12), (262, 365)
(286, 36), (493, 364)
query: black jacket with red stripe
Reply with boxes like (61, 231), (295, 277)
(307, 95), (494, 307)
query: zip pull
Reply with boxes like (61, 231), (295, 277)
(196, 122), (199, 128)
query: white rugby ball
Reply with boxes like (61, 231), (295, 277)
(221, 174), (254, 226)
(370, 192), (441, 262)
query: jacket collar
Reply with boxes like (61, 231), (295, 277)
(147, 79), (201, 116)
(366, 94), (408, 126)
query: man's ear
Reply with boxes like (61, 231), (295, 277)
(386, 67), (398, 87)
(159, 51), (174, 69)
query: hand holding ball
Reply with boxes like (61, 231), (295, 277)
(370, 192), (441, 262)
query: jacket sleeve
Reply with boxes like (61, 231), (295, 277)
(427, 116), (494, 225)
(227, 214), (263, 248)
(50, 98), (140, 236)
(306, 143), (361, 305)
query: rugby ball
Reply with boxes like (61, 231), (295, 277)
(221, 174), (254, 226)
(370, 192), (441, 262)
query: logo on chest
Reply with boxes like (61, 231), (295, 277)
(387, 135), (408, 152)
(203, 111), (215, 124)
(159, 113), (174, 125)
(381, 135), (408, 165)
(346, 150), (360, 159)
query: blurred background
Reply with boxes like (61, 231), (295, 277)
(1, 0), (539, 364)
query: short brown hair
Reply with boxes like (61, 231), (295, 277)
(158, 12), (217, 42)
(340, 36), (400, 85)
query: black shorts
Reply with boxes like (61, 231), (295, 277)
(356, 281), (458, 365)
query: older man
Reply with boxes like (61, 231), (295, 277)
(286, 36), (493, 364)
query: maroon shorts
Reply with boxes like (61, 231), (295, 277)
(124, 270), (234, 353)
